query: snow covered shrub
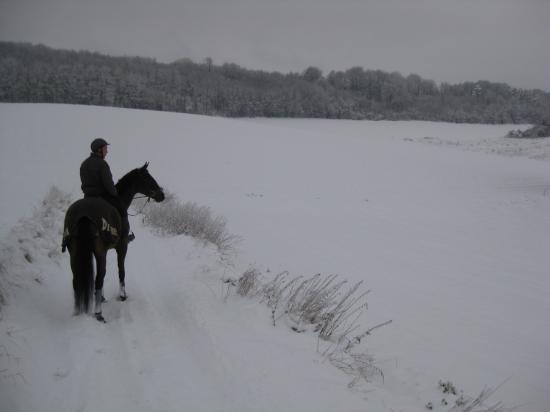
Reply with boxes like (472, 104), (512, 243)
(259, 271), (300, 326)
(286, 274), (348, 328)
(425, 381), (512, 412)
(256, 272), (382, 343)
(439, 380), (458, 395)
(237, 268), (260, 296)
(507, 125), (550, 138)
(329, 352), (384, 387)
(229, 271), (377, 341)
(222, 268), (261, 299)
(137, 192), (240, 254)
(506, 129), (524, 138)
(285, 274), (370, 341)
(225, 269), (391, 389)
(452, 391), (508, 411)
(448, 386), (513, 412)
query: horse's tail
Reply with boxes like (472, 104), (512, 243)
(72, 219), (95, 314)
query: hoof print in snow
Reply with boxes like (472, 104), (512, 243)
(53, 369), (69, 381)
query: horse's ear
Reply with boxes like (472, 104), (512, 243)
(142, 162), (149, 170)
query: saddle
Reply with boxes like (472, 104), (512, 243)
(62, 197), (122, 251)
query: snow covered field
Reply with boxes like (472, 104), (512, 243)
(1, 103), (549, 412)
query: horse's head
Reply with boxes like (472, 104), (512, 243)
(134, 162), (165, 202)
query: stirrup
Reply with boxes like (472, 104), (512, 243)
(128, 232), (135, 242)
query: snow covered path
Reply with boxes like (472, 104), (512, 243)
(1, 222), (370, 412)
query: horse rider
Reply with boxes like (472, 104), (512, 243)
(80, 138), (133, 242)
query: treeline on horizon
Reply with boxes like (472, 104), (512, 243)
(1, 41), (549, 124)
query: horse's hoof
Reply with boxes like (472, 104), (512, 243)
(118, 295), (127, 302)
(95, 312), (106, 323)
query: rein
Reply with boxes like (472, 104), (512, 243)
(128, 195), (151, 216)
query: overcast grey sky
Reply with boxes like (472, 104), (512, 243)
(1, 0), (549, 91)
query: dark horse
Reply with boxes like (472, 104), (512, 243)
(63, 162), (164, 322)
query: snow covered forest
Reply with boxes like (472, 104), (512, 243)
(1, 41), (549, 124)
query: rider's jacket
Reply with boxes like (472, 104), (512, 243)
(80, 152), (118, 198)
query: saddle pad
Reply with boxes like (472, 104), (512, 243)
(63, 197), (122, 247)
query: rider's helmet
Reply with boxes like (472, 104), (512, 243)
(90, 138), (110, 152)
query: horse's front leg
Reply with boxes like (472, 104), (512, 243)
(116, 241), (129, 301)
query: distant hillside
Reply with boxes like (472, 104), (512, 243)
(1, 41), (549, 124)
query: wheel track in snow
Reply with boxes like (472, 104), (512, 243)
(93, 229), (250, 412)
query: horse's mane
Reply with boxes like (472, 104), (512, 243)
(115, 168), (141, 192)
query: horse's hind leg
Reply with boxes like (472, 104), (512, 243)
(68, 240), (82, 315)
(116, 241), (128, 301)
(93, 240), (108, 322)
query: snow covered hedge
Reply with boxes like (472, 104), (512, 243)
(0, 186), (71, 311)
(135, 192), (240, 255)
